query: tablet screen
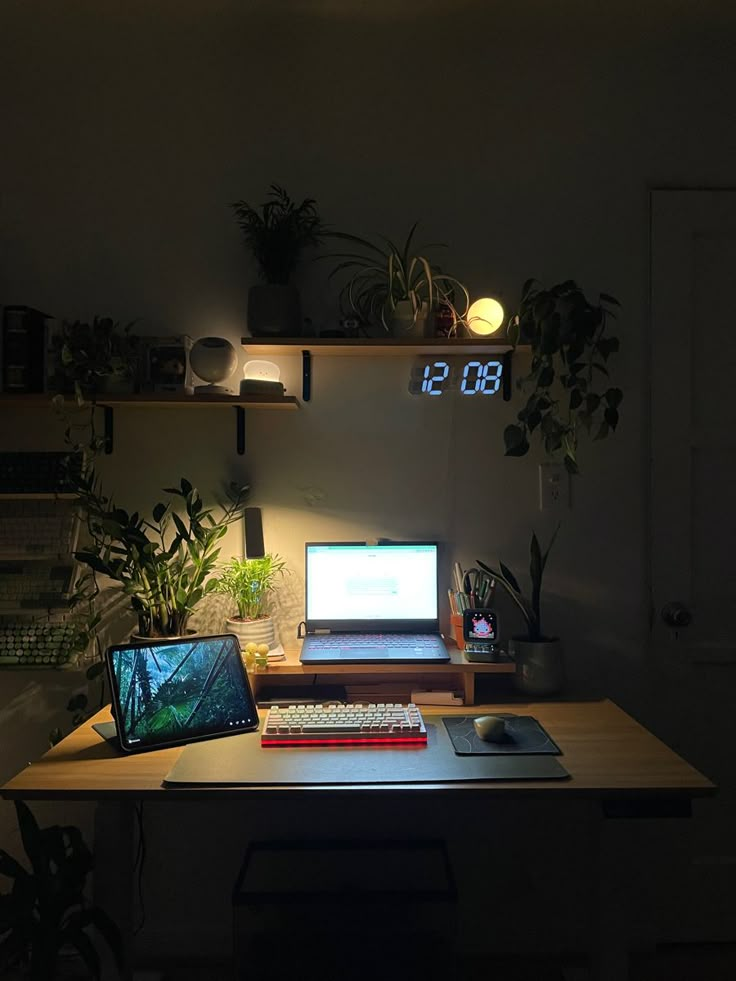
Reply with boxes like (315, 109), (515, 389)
(106, 634), (259, 753)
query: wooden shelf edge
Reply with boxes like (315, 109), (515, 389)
(0, 394), (299, 410)
(241, 337), (523, 357)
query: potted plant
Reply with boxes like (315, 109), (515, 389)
(327, 223), (470, 338)
(477, 525), (563, 695)
(231, 183), (327, 337)
(212, 554), (287, 660)
(51, 316), (140, 401)
(0, 800), (123, 980)
(73, 474), (249, 639)
(504, 280), (623, 474)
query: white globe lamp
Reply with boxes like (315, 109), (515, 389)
(466, 297), (505, 337)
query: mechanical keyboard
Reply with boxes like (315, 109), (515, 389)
(261, 702), (428, 747)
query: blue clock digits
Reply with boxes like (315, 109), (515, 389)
(421, 361), (450, 395)
(460, 360), (503, 396)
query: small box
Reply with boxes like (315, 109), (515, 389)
(142, 335), (193, 393)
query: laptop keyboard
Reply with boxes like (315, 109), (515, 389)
(308, 634), (438, 650)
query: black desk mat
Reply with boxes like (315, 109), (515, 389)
(163, 721), (569, 786)
(443, 714), (561, 756)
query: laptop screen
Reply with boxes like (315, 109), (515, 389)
(306, 542), (438, 623)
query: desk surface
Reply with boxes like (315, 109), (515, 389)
(1, 700), (716, 802)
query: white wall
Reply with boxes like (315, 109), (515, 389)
(1, 0), (735, 959)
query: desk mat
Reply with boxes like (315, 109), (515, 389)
(443, 715), (561, 756)
(163, 722), (569, 786)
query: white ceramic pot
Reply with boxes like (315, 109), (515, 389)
(226, 616), (276, 650)
(389, 300), (433, 338)
(512, 638), (565, 695)
(130, 630), (197, 643)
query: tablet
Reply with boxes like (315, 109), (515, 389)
(106, 633), (259, 753)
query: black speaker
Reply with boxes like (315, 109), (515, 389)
(244, 507), (265, 558)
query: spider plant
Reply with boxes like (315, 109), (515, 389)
(327, 223), (470, 333)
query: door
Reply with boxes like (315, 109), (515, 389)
(650, 188), (736, 940)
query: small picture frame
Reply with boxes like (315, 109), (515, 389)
(142, 335), (193, 393)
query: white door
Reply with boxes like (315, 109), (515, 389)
(650, 188), (736, 941)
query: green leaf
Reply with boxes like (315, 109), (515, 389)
(152, 502), (168, 523)
(564, 453), (579, 474)
(599, 292), (620, 306)
(504, 425), (526, 452)
(527, 410), (542, 433)
(569, 388), (583, 411)
(592, 362), (610, 377)
(594, 421), (610, 440)
(15, 801), (46, 879)
(604, 406), (619, 430)
(585, 393), (601, 413)
(544, 432), (563, 453)
(605, 387), (623, 408)
(499, 561), (521, 593)
(537, 365), (554, 387)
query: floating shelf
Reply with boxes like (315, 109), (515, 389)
(0, 392), (299, 455)
(240, 337), (524, 401)
(240, 336), (516, 356)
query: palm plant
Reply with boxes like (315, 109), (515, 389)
(74, 474), (249, 638)
(213, 554), (287, 620)
(0, 801), (123, 980)
(477, 525), (560, 643)
(231, 183), (327, 284)
(327, 223), (470, 333)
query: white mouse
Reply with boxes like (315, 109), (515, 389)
(473, 715), (506, 743)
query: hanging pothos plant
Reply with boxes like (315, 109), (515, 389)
(504, 279), (623, 474)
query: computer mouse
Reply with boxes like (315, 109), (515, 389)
(473, 715), (506, 743)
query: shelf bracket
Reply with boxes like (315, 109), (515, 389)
(102, 406), (114, 454)
(302, 349), (312, 402)
(235, 406), (245, 455)
(502, 351), (512, 402)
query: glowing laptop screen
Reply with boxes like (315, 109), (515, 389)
(306, 543), (438, 622)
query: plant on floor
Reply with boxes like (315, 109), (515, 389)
(213, 554), (288, 621)
(73, 474), (249, 638)
(504, 280), (623, 475)
(477, 525), (560, 643)
(231, 183), (327, 285)
(0, 800), (123, 980)
(326, 222), (470, 334)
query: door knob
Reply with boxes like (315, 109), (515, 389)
(661, 602), (693, 628)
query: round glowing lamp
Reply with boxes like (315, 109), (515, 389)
(240, 360), (284, 396)
(466, 297), (505, 336)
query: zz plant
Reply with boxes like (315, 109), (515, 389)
(74, 474), (249, 638)
(504, 279), (623, 474)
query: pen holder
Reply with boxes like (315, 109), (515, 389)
(450, 613), (465, 651)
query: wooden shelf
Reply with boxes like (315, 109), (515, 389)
(0, 393), (298, 410)
(240, 337), (524, 401)
(249, 645), (515, 705)
(0, 392), (298, 455)
(241, 336), (517, 356)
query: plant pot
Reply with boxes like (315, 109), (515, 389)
(247, 284), (302, 337)
(130, 629), (197, 643)
(389, 300), (433, 339)
(511, 638), (565, 696)
(226, 615), (277, 650)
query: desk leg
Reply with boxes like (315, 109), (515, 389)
(94, 801), (136, 981)
(586, 805), (629, 981)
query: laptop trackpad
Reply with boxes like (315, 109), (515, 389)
(338, 648), (389, 659)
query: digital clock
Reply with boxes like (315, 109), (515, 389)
(408, 355), (504, 397)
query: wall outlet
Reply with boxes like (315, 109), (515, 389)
(539, 462), (569, 511)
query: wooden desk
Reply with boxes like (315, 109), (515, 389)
(1, 700), (716, 980)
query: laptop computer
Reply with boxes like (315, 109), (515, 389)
(299, 541), (450, 664)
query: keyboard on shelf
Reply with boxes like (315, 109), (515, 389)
(0, 500), (78, 558)
(0, 452), (83, 495)
(261, 702), (428, 747)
